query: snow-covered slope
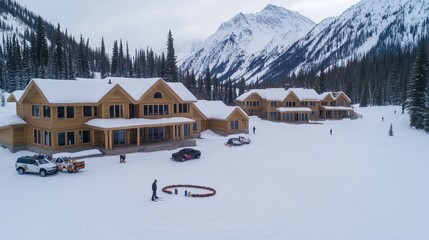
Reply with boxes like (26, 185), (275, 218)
(264, 0), (429, 80)
(0, 12), (33, 46)
(1, 101), (429, 239)
(179, 4), (315, 81)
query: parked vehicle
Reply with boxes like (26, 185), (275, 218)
(15, 155), (58, 177)
(171, 148), (201, 162)
(225, 138), (243, 147)
(51, 156), (85, 173)
(238, 136), (251, 144)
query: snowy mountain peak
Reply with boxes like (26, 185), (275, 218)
(179, 5), (315, 81)
(263, 0), (429, 80)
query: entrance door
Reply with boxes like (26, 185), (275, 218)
(113, 130), (126, 145)
(148, 127), (164, 142)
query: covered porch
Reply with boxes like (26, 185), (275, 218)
(86, 117), (196, 151)
(277, 107), (311, 123)
(320, 106), (354, 119)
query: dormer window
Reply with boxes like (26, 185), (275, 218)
(154, 92), (162, 99)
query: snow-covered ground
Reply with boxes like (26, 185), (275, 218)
(1, 103), (429, 240)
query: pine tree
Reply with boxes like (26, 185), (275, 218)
(204, 66), (211, 100)
(100, 38), (109, 78)
(1, 91), (5, 107)
(360, 82), (369, 107)
(239, 77), (246, 96)
(53, 23), (64, 79)
(111, 40), (119, 76)
(165, 30), (178, 82)
(118, 40), (124, 76)
(317, 66), (326, 94)
(407, 40), (428, 129)
(35, 16), (48, 78)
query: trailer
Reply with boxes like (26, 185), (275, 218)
(52, 156), (85, 173)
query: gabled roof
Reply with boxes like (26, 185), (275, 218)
(320, 91), (351, 102)
(288, 88), (320, 101)
(195, 100), (248, 120)
(236, 88), (321, 102)
(7, 90), (24, 102)
(19, 77), (197, 104)
(236, 88), (288, 101)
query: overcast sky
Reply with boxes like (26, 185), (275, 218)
(16, 0), (360, 54)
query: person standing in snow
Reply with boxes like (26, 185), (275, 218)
(253, 126), (256, 134)
(330, 129), (332, 135)
(382, 117), (384, 122)
(151, 179), (159, 201)
(119, 153), (126, 163)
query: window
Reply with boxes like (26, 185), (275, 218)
(67, 131), (75, 145)
(330, 102), (335, 106)
(184, 124), (190, 136)
(33, 129), (41, 144)
(93, 106), (98, 117)
(113, 130), (126, 145)
(109, 105), (123, 118)
(57, 106), (65, 119)
(43, 106), (51, 118)
(83, 106), (92, 117)
(58, 132), (66, 146)
(310, 101), (317, 107)
(271, 101), (277, 107)
(44, 131), (51, 146)
(66, 106), (74, 118)
(270, 112), (277, 119)
(79, 130), (91, 144)
(230, 120), (239, 130)
(143, 105), (169, 116)
(154, 92), (162, 99)
(193, 122), (198, 131)
(285, 102), (296, 107)
(301, 113), (308, 121)
(178, 103), (188, 113)
(301, 102), (308, 107)
(32, 105), (39, 117)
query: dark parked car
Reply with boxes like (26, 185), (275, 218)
(225, 138), (243, 147)
(171, 148), (201, 162)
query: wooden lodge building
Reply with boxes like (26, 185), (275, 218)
(236, 88), (355, 123)
(0, 78), (249, 154)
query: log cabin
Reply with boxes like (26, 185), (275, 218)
(0, 78), (249, 154)
(236, 88), (355, 123)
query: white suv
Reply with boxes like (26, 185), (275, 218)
(16, 156), (58, 177)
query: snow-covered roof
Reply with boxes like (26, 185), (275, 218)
(276, 107), (312, 113)
(195, 100), (247, 120)
(85, 117), (195, 130)
(320, 91), (351, 102)
(24, 78), (196, 104)
(321, 106), (354, 111)
(288, 88), (320, 101)
(237, 88), (330, 102)
(8, 90), (24, 102)
(166, 82), (197, 102)
(0, 115), (26, 128)
(236, 88), (289, 101)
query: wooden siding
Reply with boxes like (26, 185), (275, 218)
(13, 127), (25, 144)
(238, 93), (264, 117)
(0, 128), (12, 145)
